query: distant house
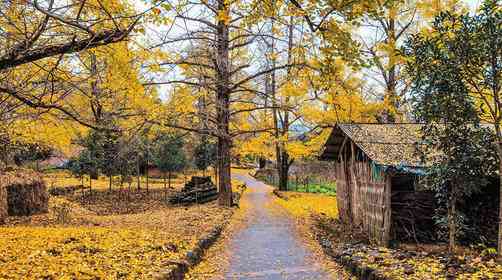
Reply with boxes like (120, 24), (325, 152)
(40, 155), (69, 169)
(146, 164), (165, 178)
(320, 123), (432, 246)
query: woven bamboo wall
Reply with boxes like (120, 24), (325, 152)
(335, 161), (350, 223)
(335, 160), (392, 246)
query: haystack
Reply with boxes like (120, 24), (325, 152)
(0, 169), (48, 216)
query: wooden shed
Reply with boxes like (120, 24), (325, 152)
(320, 123), (430, 246)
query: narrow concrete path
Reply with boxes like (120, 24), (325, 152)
(226, 174), (330, 280)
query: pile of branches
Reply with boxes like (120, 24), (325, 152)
(392, 191), (436, 243)
(169, 176), (218, 205)
(459, 185), (499, 246)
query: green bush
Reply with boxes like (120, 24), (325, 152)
(288, 182), (336, 196)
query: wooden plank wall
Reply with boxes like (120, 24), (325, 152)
(334, 160), (392, 246)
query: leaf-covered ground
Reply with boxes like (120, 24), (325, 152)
(274, 191), (338, 219)
(308, 203), (502, 280)
(0, 227), (188, 279)
(1, 171), (233, 279)
(43, 169), (208, 191)
(338, 244), (502, 280)
(274, 191), (502, 280)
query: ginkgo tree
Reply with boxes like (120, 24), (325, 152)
(142, 0), (389, 201)
(250, 0), (384, 191)
(0, 0), (142, 130)
(358, 0), (467, 122)
(144, 0), (313, 206)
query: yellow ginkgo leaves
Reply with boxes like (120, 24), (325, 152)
(0, 227), (190, 280)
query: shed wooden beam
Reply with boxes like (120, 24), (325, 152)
(338, 135), (348, 161)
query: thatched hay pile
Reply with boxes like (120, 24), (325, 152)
(0, 169), (48, 216)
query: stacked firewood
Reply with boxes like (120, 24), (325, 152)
(392, 191), (436, 243)
(169, 176), (218, 205)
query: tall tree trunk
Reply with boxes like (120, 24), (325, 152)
(258, 158), (267, 169)
(278, 155), (290, 191)
(498, 149), (502, 257)
(383, 17), (398, 123)
(269, 11), (281, 190)
(163, 173), (167, 200)
(276, 17), (294, 191)
(214, 165), (218, 186)
(217, 137), (232, 207)
(146, 150), (149, 194)
(448, 186), (457, 254)
(136, 158), (141, 191)
(90, 169), (98, 180)
(215, 0), (233, 207)
(497, 135), (502, 257)
(168, 171), (171, 189)
(491, 41), (502, 257)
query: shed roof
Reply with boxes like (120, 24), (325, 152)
(320, 123), (425, 167)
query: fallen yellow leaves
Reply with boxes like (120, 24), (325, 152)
(0, 227), (189, 279)
(43, 170), (211, 191)
(2, 170), (233, 279)
(349, 246), (502, 280)
(274, 191), (338, 219)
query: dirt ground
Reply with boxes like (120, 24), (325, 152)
(1, 171), (232, 279)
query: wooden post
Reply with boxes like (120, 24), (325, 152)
(350, 141), (356, 224)
(382, 175), (392, 247)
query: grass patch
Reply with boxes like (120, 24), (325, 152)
(255, 173), (336, 196)
(288, 182), (336, 196)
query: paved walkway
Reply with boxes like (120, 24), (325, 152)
(225, 174), (330, 280)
